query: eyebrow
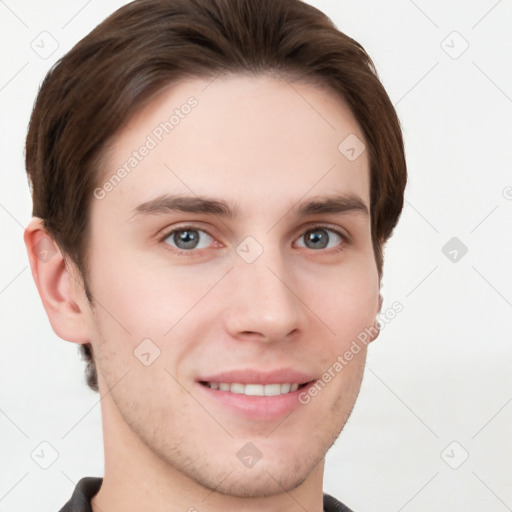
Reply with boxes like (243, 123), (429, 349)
(130, 193), (369, 220)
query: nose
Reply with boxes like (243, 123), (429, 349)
(222, 247), (304, 343)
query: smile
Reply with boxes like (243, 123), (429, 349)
(200, 381), (311, 396)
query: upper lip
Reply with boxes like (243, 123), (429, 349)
(197, 368), (316, 385)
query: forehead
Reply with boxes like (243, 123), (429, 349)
(95, 73), (370, 221)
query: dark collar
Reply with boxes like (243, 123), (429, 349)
(58, 477), (354, 512)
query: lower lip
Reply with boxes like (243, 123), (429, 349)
(195, 381), (315, 421)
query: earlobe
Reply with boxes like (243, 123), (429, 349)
(24, 217), (90, 344)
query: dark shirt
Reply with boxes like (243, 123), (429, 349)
(58, 477), (354, 512)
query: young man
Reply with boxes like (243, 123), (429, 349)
(24, 0), (406, 510)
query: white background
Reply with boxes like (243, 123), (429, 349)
(1, 1), (511, 511)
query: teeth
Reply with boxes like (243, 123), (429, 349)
(204, 382), (306, 396)
(245, 384), (264, 396)
(230, 383), (245, 394)
(281, 383), (291, 393)
(264, 384), (281, 396)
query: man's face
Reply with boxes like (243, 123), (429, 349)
(82, 74), (380, 496)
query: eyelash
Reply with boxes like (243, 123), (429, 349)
(159, 223), (348, 257)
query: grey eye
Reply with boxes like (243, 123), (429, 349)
(297, 228), (342, 250)
(164, 228), (213, 251)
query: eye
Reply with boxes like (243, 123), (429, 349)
(163, 226), (215, 252)
(295, 226), (344, 251)
(160, 224), (346, 255)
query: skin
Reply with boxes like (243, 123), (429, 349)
(25, 74), (381, 512)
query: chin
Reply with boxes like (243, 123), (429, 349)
(211, 466), (310, 498)
(193, 443), (321, 499)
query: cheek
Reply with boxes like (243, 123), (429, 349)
(86, 250), (227, 380)
(300, 259), (379, 346)
(87, 246), (196, 336)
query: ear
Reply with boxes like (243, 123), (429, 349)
(24, 217), (90, 344)
(367, 292), (383, 344)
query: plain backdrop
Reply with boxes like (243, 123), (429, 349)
(1, 1), (511, 511)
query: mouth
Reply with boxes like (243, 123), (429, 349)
(195, 368), (317, 420)
(198, 380), (314, 396)
(196, 379), (316, 420)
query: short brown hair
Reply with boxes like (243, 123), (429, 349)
(25, 0), (407, 392)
